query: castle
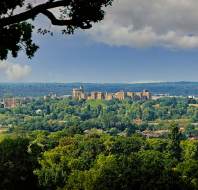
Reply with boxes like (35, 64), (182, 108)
(72, 86), (152, 101)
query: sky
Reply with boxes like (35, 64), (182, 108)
(2, 0), (198, 83)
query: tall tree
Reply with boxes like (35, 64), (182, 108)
(168, 122), (182, 161)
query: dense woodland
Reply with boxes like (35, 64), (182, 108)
(1, 96), (198, 136)
(1, 97), (198, 189)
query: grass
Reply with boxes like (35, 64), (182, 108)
(86, 99), (107, 108)
(0, 133), (8, 142)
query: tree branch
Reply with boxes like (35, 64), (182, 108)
(41, 9), (74, 26)
(41, 9), (92, 29)
(0, 0), (70, 27)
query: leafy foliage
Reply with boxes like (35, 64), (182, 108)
(0, 22), (38, 59)
(0, 0), (113, 59)
(0, 137), (40, 190)
(0, 97), (198, 189)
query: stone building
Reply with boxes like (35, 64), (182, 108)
(90, 92), (98, 100)
(127, 92), (135, 98)
(72, 86), (85, 100)
(72, 86), (152, 101)
(142, 90), (152, 100)
(97, 92), (105, 100)
(105, 93), (114, 100)
(114, 91), (126, 100)
(127, 90), (151, 100)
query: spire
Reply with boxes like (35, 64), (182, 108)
(80, 85), (84, 92)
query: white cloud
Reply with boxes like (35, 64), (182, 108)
(88, 0), (198, 49)
(0, 61), (32, 81)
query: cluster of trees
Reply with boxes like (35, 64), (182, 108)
(1, 124), (198, 189)
(0, 97), (198, 137)
(1, 96), (198, 189)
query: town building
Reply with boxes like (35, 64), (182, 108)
(142, 90), (152, 100)
(44, 93), (58, 100)
(90, 92), (98, 100)
(127, 92), (135, 98)
(72, 86), (152, 101)
(114, 91), (126, 101)
(72, 86), (86, 100)
(97, 92), (105, 100)
(3, 98), (18, 108)
(105, 93), (114, 100)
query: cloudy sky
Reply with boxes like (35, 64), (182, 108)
(4, 0), (198, 83)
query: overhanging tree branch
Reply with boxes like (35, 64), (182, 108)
(41, 10), (74, 26)
(0, 0), (113, 59)
(41, 9), (92, 29)
(0, 0), (70, 27)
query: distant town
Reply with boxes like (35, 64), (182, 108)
(72, 86), (152, 101)
(1, 85), (198, 109)
(0, 86), (151, 109)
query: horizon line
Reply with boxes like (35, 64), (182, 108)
(0, 81), (197, 84)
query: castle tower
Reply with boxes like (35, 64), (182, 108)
(72, 86), (86, 100)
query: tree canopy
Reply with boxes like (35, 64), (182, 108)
(1, 97), (198, 189)
(0, 0), (113, 60)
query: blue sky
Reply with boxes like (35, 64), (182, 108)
(6, 33), (198, 83)
(3, 0), (198, 83)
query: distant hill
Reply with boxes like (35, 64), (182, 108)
(0, 82), (198, 97)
